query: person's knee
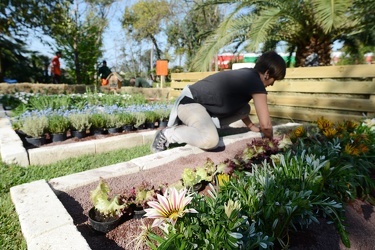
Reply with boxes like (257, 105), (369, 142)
(199, 133), (219, 150)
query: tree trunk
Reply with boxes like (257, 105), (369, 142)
(295, 35), (333, 67)
(0, 55), (3, 82)
(150, 35), (162, 60)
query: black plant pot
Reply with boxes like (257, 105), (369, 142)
(71, 130), (86, 139)
(193, 182), (204, 192)
(122, 124), (134, 132)
(90, 128), (105, 135)
(133, 208), (146, 220)
(193, 181), (210, 192)
(25, 136), (46, 147)
(88, 207), (121, 233)
(145, 122), (156, 129)
(107, 127), (122, 134)
(51, 133), (67, 142)
(136, 124), (146, 130)
(158, 120), (168, 128)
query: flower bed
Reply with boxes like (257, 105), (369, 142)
(59, 117), (375, 249)
(2, 91), (172, 146)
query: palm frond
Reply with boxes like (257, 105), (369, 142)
(190, 18), (248, 71)
(312, 0), (357, 33)
(189, 2), (256, 71)
(246, 8), (282, 51)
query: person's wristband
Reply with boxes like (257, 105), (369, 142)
(248, 123), (254, 130)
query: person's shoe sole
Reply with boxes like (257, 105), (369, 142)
(150, 129), (166, 153)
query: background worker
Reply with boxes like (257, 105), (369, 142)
(98, 60), (112, 86)
(51, 51), (62, 84)
(129, 76), (152, 88)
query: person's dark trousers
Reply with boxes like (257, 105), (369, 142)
(52, 74), (61, 84)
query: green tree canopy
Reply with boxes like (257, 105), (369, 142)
(166, 0), (222, 69)
(51, 0), (114, 84)
(1, 0), (71, 36)
(190, 0), (367, 70)
(122, 0), (171, 60)
(0, 0), (71, 81)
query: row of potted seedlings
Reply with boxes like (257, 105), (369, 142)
(88, 156), (240, 233)
(13, 109), (170, 147)
(88, 178), (166, 233)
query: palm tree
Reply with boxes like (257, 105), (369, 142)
(191, 0), (360, 70)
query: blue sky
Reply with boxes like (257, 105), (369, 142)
(28, 0), (133, 68)
(28, 0), (343, 70)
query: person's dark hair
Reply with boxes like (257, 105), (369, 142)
(56, 51), (61, 55)
(103, 60), (107, 64)
(254, 51), (286, 80)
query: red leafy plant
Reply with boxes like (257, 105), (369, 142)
(121, 180), (168, 210)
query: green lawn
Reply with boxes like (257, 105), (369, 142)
(0, 144), (152, 250)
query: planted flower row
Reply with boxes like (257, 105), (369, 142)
(93, 117), (375, 249)
(2, 92), (172, 145)
(0, 89), (145, 112)
(11, 103), (171, 141)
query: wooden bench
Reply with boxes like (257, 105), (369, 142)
(170, 64), (375, 122)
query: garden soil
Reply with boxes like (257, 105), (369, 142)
(56, 128), (375, 250)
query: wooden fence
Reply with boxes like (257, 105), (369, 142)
(170, 64), (375, 122)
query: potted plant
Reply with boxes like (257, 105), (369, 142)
(47, 114), (70, 142)
(125, 181), (165, 219)
(89, 113), (107, 135)
(68, 113), (91, 138)
(144, 111), (158, 129)
(20, 115), (48, 146)
(105, 113), (123, 134)
(181, 159), (216, 191)
(133, 112), (146, 130)
(155, 108), (170, 128)
(118, 113), (135, 132)
(88, 178), (127, 233)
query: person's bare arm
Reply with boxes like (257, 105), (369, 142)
(242, 116), (260, 132)
(252, 93), (273, 139)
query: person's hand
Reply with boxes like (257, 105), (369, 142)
(248, 123), (260, 132)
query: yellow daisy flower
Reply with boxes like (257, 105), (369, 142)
(317, 117), (333, 131)
(322, 128), (337, 139)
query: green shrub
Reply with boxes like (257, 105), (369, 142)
(117, 113), (135, 126)
(105, 113), (123, 128)
(144, 111), (158, 123)
(47, 115), (70, 134)
(155, 108), (170, 121)
(20, 116), (48, 138)
(89, 113), (107, 129)
(133, 112), (146, 128)
(68, 113), (91, 132)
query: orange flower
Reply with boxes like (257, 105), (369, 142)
(353, 133), (370, 144)
(344, 144), (360, 156)
(358, 144), (369, 153)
